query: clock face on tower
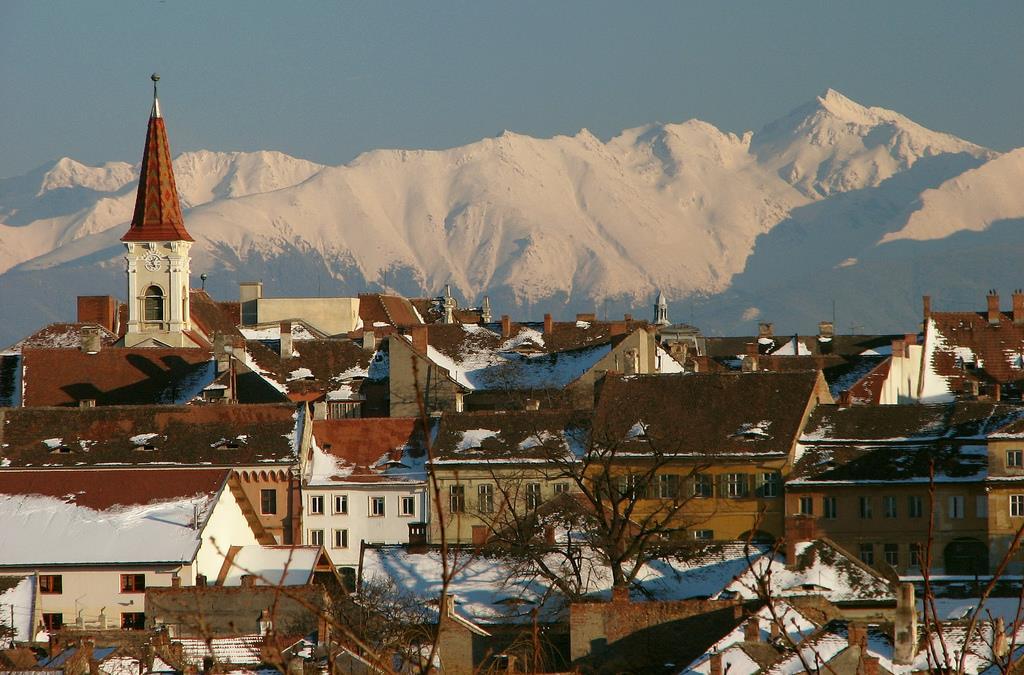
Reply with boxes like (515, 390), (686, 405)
(143, 253), (163, 272)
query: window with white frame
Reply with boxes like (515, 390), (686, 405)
(908, 495), (923, 518)
(334, 495), (348, 515)
(333, 529), (348, 549)
(693, 529), (714, 541)
(309, 495), (324, 515)
(477, 484), (494, 513)
(526, 482), (542, 510)
(758, 472), (781, 498)
(449, 485), (465, 513)
(553, 482), (570, 495)
(401, 496), (415, 517)
(692, 474), (713, 498)
(798, 496), (813, 515)
(1011, 494), (1024, 517)
(884, 496), (897, 518)
(370, 496), (385, 517)
(724, 473), (748, 499)
(1008, 449), (1023, 468)
(658, 474), (680, 499)
(309, 529), (324, 546)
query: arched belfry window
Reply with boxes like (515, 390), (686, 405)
(144, 285), (164, 322)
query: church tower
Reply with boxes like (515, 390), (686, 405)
(122, 74), (195, 348)
(654, 290), (670, 326)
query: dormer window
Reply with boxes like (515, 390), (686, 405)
(144, 286), (164, 322)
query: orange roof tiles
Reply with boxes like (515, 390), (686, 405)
(121, 112), (193, 242)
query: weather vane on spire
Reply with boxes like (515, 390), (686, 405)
(150, 73), (161, 119)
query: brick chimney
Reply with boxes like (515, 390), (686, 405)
(623, 313), (632, 322)
(784, 513), (816, 567)
(362, 329), (375, 351)
(743, 618), (761, 643)
(611, 585), (630, 604)
(77, 296), (117, 333)
(893, 582), (917, 664)
(1013, 290), (1024, 326)
(818, 321), (834, 339)
(905, 333), (918, 346)
(196, 574), (207, 587)
(410, 325), (428, 354)
(862, 654), (880, 675)
(611, 321), (627, 337)
(847, 622), (866, 648)
(988, 290), (1001, 325)
(758, 322), (773, 339)
(80, 325), (101, 354)
(543, 313), (553, 334)
(838, 390), (852, 407)
(742, 342), (759, 372)
(240, 574), (256, 588)
(891, 338), (907, 358)
(922, 295), (931, 322)
(501, 315), (512, 339)
(279, 321), (293, 359)
(708, 652), (723, 675)
(576, 313), (596, 322)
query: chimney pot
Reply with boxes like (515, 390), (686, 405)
(80, 325), (102, 354)
(743, 618), (761, 643)
(501, 315), (512, 339)
(709, 652), (723, 675)
(758, 322), (774, 338)
(818, 321), (834, 339)
(544, 313), (553, 334)
(838, 390), (852, 407)
(923, 295), (931, 321)
(1012, 290), (1024, 326)
(624, 313), (632, 322)
(279, 321), (293, 359)
(240, 574), (255, 588)
(989, 290), (1001, 325)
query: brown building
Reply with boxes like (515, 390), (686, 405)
(787, 402), (1024, 575)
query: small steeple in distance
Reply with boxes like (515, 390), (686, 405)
(122, 74), (196, 348)
(654, 290), (670, 326)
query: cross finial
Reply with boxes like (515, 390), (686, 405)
(150, 73), (162, 118)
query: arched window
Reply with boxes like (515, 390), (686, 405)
(144, 286), (164, 322)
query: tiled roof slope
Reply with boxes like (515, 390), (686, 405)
(592, 371), (823, 456)
(21, 347), (214, 407)
(927, 311), (1024, 387)
(791, 442), (987, 483)
(311, 418), (424, 481)
(432, 410), (588, 462)
(0, 467), (229, 510)
(245, 339), (377, 400)
(0, 403), (300, 467)
(5, 323), (118, 353)
(190, 290), (244, 340)
(121, 101), (193, 242)
(358, 293), (422, 328)
(801, 402), (1024, 442)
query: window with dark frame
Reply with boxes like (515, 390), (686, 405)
(42, 613), (63, 631)
(260, 489), (277, 515)
(1008, 449), (1023, 468)
(143, 286), (164, 322)
(798, 496), (813, 516)
(693, 529), (714, 541)
(121, 612), (146, 630)
(39, 574), (62, 594)
(309, 495), (324, 515)
(859, 496), (873, 519)
(692, 473), (713, 498)
(859, 543), (874, 565)
(333, 529), (348, 548)
(724, 473), (748, 499)
(884, 543), (899, 567)
(884, 496), (897, 519)
(334, 494), (348, 515)
(553, 482), (570, 495)
(120, 574), (146, 593)
(449, 485), (466, 513)
(1011, 494), (1024, 517)
(759, 472), (781, 498)
(658, 474), (680, 499)
(910, 544), (922, 567)
(309, 529), (324, 546)
(823, 496), (838, 519)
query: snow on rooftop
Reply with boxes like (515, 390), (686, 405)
(0, 576), (35, 643)
(423, 324), (611, 391)
(220, 545), (320, 586)
(175, 635), (265, 666)
(287, 367), (314, 381)
(0, 492), (215, 566)
(457, 428), (499, 451)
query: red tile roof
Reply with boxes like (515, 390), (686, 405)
(358, 294), (423, 328)
(21, 347), (214, 407)
(311, 418), (424, 482)
(0, 403), (300, 467)
(0, 467), (229, 510)
(190, 291), (243, 340)
(121, 108), (193, 242)
(928, 312), (1024, 386)
(7, 323), (117, 353)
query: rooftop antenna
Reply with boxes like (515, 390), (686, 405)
(150, 73), (161, 118)
(200, 273), (208, 291)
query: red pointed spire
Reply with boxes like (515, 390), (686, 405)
(122, 74), (193, 243)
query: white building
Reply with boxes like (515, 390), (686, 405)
(301, 418), (428, 567)
(0, 468), (262, 632)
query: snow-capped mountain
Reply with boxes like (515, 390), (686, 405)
(1, 90), (1020, 346)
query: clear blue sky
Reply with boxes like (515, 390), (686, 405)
(2, 1), (1022, 179)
